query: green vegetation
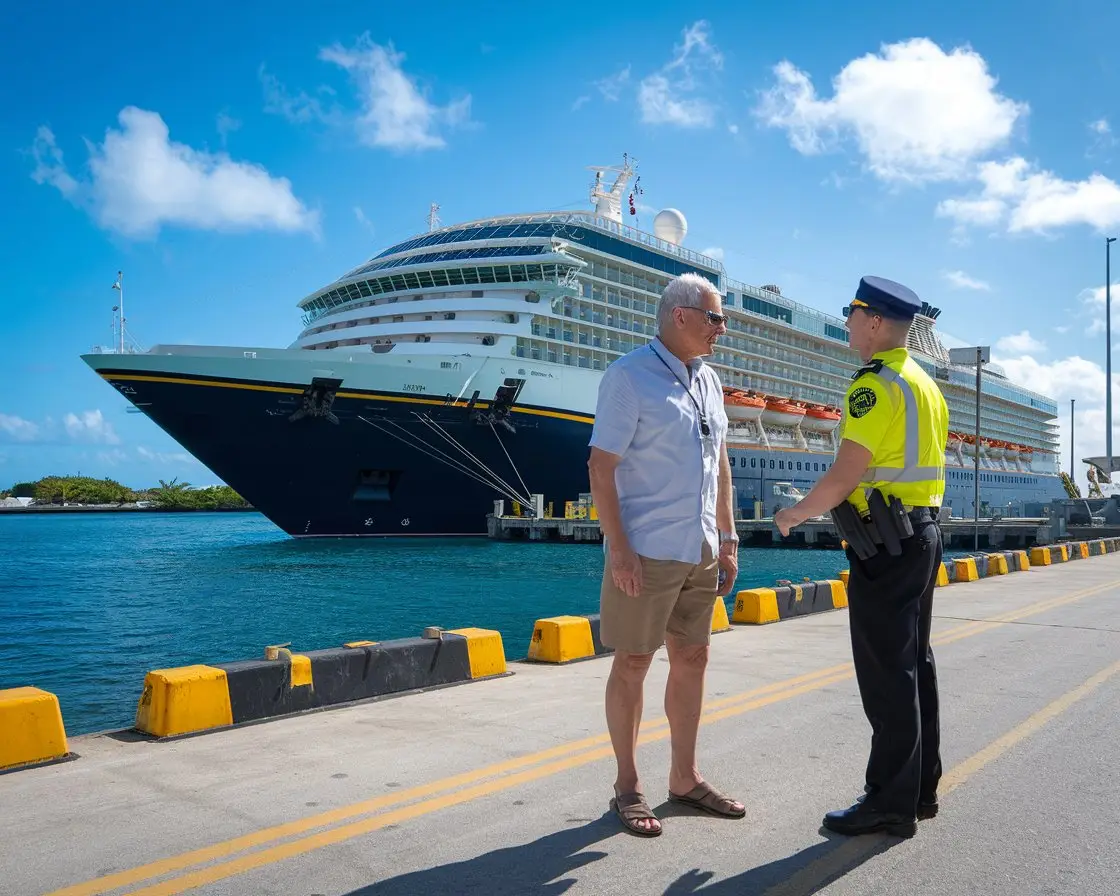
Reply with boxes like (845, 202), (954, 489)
(0, 475), (251, 510)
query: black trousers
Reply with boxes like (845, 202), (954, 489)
(844, 513), (943, 816)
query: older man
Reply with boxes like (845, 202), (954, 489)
(588, 271), (745, 837)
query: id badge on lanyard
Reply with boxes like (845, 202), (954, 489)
(649, 345), (712, 444)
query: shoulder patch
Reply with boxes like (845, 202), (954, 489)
(848, 386), (877, 419)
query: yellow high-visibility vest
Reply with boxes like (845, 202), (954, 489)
(839, 347), (948, 515)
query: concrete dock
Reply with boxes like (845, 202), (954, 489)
(3, 556), (1119, 895)
(487, 512), (1083, 550)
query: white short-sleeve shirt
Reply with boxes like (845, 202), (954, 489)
(588, 337), (727, 563)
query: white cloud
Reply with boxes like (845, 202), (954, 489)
(944, 270), (991, 291)
(938, 156), (1120, 234)
(318, 35), (471, 151)
(1091, 119), (1111, 136)
(638, 21), (722, 128)
(595, 66), (631, 102)
(1077, 281), (1120, 336)
(29, 126), (79, 198)
(571, 95), (591, 112)
(97, 448), (129, 466)
(64, 410), (120, 445)
(31, 109), (319, 239)
(995, 330), (1046, 354)
(137, 445), (195, 465)
(988, 350), (1117, 490)
(755, 38), (1027, 183)
(261, 66), (338, 124)
(701, 246), (725, 262)
(216, 112), (241, 145)
(0, 414), (40, 443)
(353, 205), (375, 236)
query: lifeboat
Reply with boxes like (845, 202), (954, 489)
(800, 402), (841, 432)
(761, 397), (807, 427)
(1018, 445), (1033, 461)
(722, 387), (766, 422)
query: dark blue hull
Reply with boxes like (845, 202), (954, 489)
(102, 370), (594, 537)
(100, 369), (1066, 536)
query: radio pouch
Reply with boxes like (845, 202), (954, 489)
(829, 500), (879, 561)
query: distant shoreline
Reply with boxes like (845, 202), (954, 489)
(0, 505), (256, 515)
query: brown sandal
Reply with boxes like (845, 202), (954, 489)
(610, 791), (663, 837)
(668, 782), (746, 818)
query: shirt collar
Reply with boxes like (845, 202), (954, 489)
(871, 347), (909, 364)
(650, 337), (704, 381)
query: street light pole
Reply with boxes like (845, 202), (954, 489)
(1070, 398), (1075, 480)
(1108, 237), (1116, 468)
(949, 345), (990, 552)
(974, 346), (981, 552)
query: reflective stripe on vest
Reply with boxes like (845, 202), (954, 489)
(858, 365), (943, 485)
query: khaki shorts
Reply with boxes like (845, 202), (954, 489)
(600, 542), (719, 655)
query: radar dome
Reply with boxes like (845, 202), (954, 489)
(653, 208), (687, 245)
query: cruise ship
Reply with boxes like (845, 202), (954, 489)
(82, 157), (1066, 536)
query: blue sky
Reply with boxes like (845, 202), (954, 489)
(2, 0), (1119, 490)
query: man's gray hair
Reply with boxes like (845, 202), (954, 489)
(657, 272), (721, 330)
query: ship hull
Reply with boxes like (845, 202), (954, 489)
(84, 348), (1067, 537)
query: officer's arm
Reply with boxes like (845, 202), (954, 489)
(779, 439), (872, 524)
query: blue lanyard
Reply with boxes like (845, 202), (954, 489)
(649, 344), (711, 437)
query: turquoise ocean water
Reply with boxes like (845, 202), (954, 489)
(4, 511), (888, 736)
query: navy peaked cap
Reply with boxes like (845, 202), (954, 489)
(843, 275), (921, 320)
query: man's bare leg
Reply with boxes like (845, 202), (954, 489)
(606, 649), (658, 833)
(665, 637), (744, 814)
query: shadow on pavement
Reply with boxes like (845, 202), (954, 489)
(342, 810), (905, 896)
(663, 830), (904, 895)
(342, 812), (618, 895)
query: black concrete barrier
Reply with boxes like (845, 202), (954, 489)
(134, 628), (507, 739)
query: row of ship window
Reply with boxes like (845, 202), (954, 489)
(948, 471), (1038, 484)
(737, 458), (831, 471)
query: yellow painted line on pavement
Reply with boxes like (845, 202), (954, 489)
(45, 583), (1118, 896)
(42, 664), (849, 896)
(939, 656), (1120, 795)
(121, 671), (860, 896)
(762, 655), (1120, 896)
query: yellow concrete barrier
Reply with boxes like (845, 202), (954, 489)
(733, 588), (780, 624)
(936, 563), (950, 586)
(826, 579), (848, 609)
(954, 557), (979, 582)
(1054, 544), (1069, 562)
(986, 553), (1009, 576)
(1016, 550), (1031, 570)
(1030, 546), (1052, 566)
(0, 687), (70, 771)
(1078, 542), (1090, 559)
(135, 665), (234, 739)
(839, 570), (850, 587)
(711, 598), (731, 633)
(527, 616), (595, 664)
(447, 628), (507, 679)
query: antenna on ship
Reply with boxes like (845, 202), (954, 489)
(587, 153), (637, 224)
(111, 271), (124, 354)
(427, 203), (441, 232)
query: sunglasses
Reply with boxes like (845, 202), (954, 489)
(842, 302), (882, 318)
(685, 307), (728, 326)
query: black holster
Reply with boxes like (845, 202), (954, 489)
(830, 491), (915, 561)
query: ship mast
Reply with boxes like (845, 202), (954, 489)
(427, 203), (441, 232)
(112, 271), (124, 354)
(588, 153), (637, 224)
